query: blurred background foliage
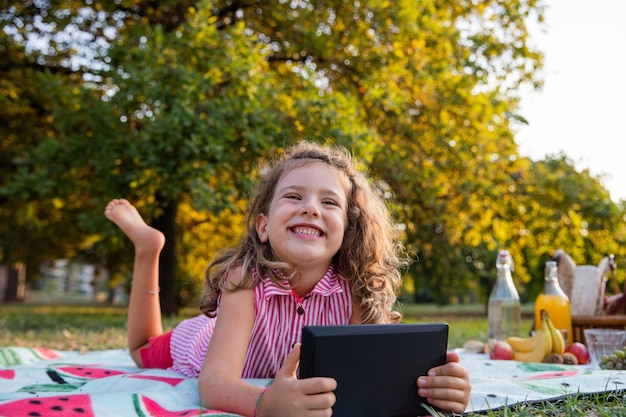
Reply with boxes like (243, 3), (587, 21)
(1, 0), (624, 315)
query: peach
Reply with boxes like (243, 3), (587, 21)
(490, 340), (514, 360)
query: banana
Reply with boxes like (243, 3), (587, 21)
(512, 310), (553, 362)
(506, 335), (540, 353)
(544, 310), (565, 354)
(513, 329), (552, 362)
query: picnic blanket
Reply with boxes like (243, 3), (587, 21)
(1, 346), (626, 416)
(462, 351), (626, 411)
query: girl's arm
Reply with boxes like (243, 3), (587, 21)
(198, 269), (337, 417)
(198, 271), (258, 415)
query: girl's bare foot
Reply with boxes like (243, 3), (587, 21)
(105, 199), (165, 253)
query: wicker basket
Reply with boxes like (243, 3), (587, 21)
(571, 315), (626, 344)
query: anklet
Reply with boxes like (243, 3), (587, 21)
(131, 282), (160, 295)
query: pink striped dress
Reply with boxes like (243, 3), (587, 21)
(168, 265), (352, 378)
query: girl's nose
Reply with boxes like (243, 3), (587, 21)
(302, 200), (320, 217)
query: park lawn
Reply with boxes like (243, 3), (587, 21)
(1, 302), (625, 416)
(0, 302), (526, 350)
(0, 304), (194, 351)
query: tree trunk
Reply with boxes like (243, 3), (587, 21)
(152, 199), (179, 316)
(0, 263), (26, 303)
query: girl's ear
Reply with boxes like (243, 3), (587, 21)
(255, 214), (270, 243)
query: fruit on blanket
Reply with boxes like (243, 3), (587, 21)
(544, 312), (566, 354)
(0, 394), (95, 417)
(489, 341), (514, 360)
(543, 353), (563, 364)
(563, 352), (579, 365)
(505, 310), (565, 363)
(505, 335), (539, 352)
(599, 347), (626, 370)
(564, 342), (590, 365)
(508, 310), (553, 362)
(463, 339), (486, 353)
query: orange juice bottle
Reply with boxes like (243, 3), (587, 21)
(535, 260), (573, 345)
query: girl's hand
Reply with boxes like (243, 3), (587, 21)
(257, 343), (336, 417)
(416, 351), (471, 414)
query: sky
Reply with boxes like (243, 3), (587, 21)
(514, 0), (626, 203)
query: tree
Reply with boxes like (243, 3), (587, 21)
(0, 5), (98, 283)
(513, 154), (625, 299)
(2, 1), (291, 313)
(4, 0), (623, 311)
(0, 0), (372, 312)
(202, 1), (549, 302)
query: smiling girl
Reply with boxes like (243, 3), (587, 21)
(104, 141), (471, 416)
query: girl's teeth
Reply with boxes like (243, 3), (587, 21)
(293, 226), (321, 236)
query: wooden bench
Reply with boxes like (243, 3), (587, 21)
(572, 315), (626, 344)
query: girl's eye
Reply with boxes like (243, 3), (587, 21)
(285, 194), (301, 200)
(323, 200), (338, 206)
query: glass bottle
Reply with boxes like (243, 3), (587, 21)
(535, 260), (573, 346)
(488, 250), (521, 346)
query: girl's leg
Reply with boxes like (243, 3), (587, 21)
(104, 199), (165, 366)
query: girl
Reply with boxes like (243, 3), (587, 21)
(104, 141), (471, 416)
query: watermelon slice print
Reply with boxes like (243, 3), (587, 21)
(0, 394), (95, 417)
(34, 347), (61, 360)
(0, 347), (61, 366)
(0, 369), (15, 380)
(18, 382), (86, 393)
(133, 394), (239, 417)
(129, 374), (184, 386)
(524, 370), (580, 380)
(53, 366), (126, 379)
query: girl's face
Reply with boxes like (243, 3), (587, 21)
(255, 162), (349, 270)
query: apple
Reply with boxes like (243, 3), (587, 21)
(564, 342), (590, 365)
(490, 340), (514, 360)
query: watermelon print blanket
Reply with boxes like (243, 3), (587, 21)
(0, 347), (269, 417)
(1, 347), (626, 416)
(462, 351), (626, 412)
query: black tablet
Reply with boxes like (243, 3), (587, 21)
(299, 323), (449, 417)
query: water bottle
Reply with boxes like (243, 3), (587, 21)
(535, 260), (573, 345)
(488, 250), (521, 346)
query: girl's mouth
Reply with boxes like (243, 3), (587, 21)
(290, 225), (322, 237)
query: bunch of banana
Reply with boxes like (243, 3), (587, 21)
(506, 309), (565, 362)
(544, 311), (565, 355)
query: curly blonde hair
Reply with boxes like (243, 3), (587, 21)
(199, 141), (409, 324)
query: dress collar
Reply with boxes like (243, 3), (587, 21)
(258, 264), (344, 299)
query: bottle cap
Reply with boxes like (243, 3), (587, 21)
(545, 260), (558, 276)
(497, 249), (513, 270)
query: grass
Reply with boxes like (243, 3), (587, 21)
(1, 301), (626, 415)
(0, 301), (518, 350)
(0, 303), (196, 352)
(398, 301), (537, 348)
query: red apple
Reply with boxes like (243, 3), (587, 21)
(490, 341), (514, 360)
(564, 342), (590, 365)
